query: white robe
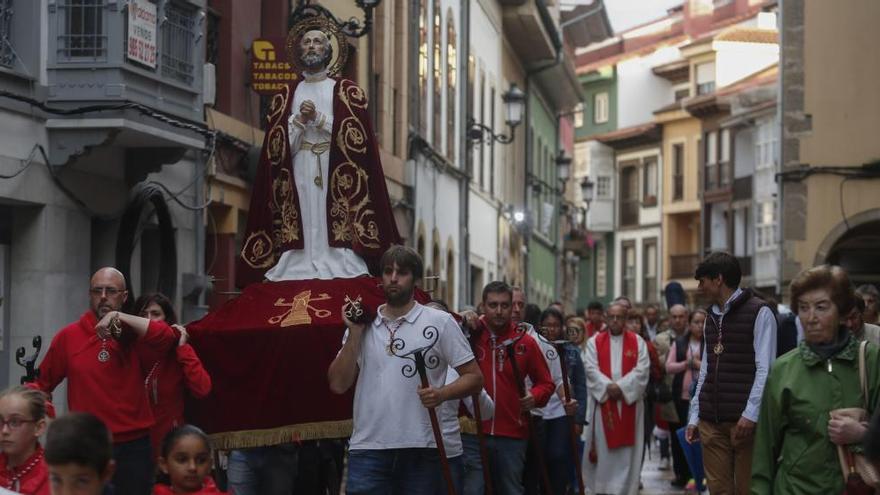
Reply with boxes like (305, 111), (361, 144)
(581, 332), (649, 495)
(265, 72), (370, 281)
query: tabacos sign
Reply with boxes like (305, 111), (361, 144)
(251, 38), (298, 95)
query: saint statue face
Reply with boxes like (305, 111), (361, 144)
(299, 29), (332, 71)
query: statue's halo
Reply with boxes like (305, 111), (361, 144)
(286, 14), (349, 77)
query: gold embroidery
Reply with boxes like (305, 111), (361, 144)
(328, 80), (381, 250)
(241, 230), (276, 269)
(268, 290), (332, 327)
(272, 169), (300, 243)
(267, 127), (286, 166)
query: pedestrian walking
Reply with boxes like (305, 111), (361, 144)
(752, 265), (880, 493)
(32, 267), (177, 495)
(328, 246), (483, 494)
(582, 302), (650, 495)
(686, 252), (777, 495)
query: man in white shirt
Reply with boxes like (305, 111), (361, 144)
(328, 246), (483, 493)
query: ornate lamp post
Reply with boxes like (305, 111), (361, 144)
(467, 83), (526, 145)
(289, 0), (382, 37)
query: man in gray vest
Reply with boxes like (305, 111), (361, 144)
(684, 252), (777, 495)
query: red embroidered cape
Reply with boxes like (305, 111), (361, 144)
(596, 330), (639, 449)
(238, 77), (402, 287)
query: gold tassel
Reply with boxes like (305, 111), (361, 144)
(208, 420), (353, 451)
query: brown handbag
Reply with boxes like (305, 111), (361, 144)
(834, 341), (880, 494)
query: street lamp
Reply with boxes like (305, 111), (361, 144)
(580, 177), (595, 207)
(468, 83), (526, 145)
(555, 150), (572, 183)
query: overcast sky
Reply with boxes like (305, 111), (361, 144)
(603, 0), (683, 32)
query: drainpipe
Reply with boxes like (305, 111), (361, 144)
(776, 0), (785, 299)
(459, 0), (471, 308)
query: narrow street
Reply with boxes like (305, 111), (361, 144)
(640, 441), (684, 495)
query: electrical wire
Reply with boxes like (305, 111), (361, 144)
(839, 176), (852, 232)
(0, 144), (40, 179)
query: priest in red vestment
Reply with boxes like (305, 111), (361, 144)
(582, 302), (650, 495)
(238, 28), (400, 286)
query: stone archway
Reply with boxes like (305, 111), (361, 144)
(816, 209), (880, 286)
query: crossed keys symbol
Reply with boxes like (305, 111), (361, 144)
(268, 290), (332, 327)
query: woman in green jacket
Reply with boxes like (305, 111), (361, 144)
(752, 265), (880, 494)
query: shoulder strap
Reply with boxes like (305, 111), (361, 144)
(860, 340), (869, 410)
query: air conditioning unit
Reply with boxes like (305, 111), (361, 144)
(203, 62), (216, 107)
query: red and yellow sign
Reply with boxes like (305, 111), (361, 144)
(251, 38), (298, 95)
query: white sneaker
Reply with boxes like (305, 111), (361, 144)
(658, 457), (670, 470)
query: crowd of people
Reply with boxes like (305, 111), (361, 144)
(3, 250), (880, 494)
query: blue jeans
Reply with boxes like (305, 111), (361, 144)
(431, 455), (464, 495)
(676, 427), (706, 492)
(486, 436), (528, 495)
(346, 448), (440, 494)
(111, 435), (152, 495)
(461, 434), (484, 495)
(227, 445), (299, 495)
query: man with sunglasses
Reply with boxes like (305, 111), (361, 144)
(31, 267), (178, 495)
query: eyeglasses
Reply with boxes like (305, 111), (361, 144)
(89, 287), (123, 297)
(0, 417), (35, 430)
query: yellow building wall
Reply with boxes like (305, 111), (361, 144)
(789, 0), (880, 272)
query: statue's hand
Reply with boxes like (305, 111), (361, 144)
(300, 100), (317, 123)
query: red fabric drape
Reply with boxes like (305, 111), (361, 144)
(596, 331), (639, 449)
(185, 277), (428, 447)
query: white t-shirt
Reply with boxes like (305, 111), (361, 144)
(346, 302), (475, 451)
(523, 325), (565, 419)
(438, 367), (495, 458)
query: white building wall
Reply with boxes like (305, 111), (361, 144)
(616, 45), (680, 129)
(580, 141), (615, 232)
(715, 41), (779, 88)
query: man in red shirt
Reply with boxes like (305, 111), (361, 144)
(584, 301), (608, 339)
(473, 281), (555, 494)
(32, 267), (177, 495)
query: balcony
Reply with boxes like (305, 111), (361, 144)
(670, 253), (700, 279)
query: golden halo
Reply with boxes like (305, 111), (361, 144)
(286, 16), (349, 77)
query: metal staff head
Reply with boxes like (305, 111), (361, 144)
(389, 325), (441, 378)
(15, 336), (42, 384)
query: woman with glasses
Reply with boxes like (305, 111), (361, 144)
(133, 294), (212, 463)
(537, 307), (587, 495)
(752, 266), (880, 493)
(0, 386), (50, 494)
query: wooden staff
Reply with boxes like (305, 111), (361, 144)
(469, 391), (495, 495)
(554, 341), (585, 495)
(504, 339), (553, 495)
(413, 350), (457, 495)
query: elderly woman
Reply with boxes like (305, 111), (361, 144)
(752, 265), (880, 494)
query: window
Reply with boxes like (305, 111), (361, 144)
(57, 0), (107, 61)
(573, 102), (584, 128)
(756, 200), (777, 250)
(0, 0), (13, 67)
(466, 54), (475, 177)
(642, 156), (658, 206)
(622, 242), (636, 299)
(672, 143), (684, 201)
(418, 0), (428, 135)
(478, 68), (485, 189)
(596, 176), (611, 198)
(756, 118), (778, 170)
(696, 61), (716, 95)
(674, 86), (690, 102)
(643, 239), (658, 302)
(594, 92), (609, 124)
(619, 163), (639, 226)
(719, 128), (731, 187)
(161, 2), (197, 85)
(446, 14), (456, 160)
(705, 131), (718, 190)
(432, 0), (442, 147)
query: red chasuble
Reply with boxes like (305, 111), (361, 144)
(595, 330), (639, 449)
(238, 77), (402, 286)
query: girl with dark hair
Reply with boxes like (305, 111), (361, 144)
(134, 294), (212, 460)
(537, 307), (587, 495)
(154, 425), (225, 494)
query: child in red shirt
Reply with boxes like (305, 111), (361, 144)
(134, 294), (212, 459)
(0, 386), (49, 495)
(154, 425), (226, 494)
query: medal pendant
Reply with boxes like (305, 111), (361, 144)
(386, 344), (393, 356)
(97, 349), (110, 362)
(314, 176), (323, 187)
(713, 343), (724, 355)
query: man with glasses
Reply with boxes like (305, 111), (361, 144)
(31, 267), (178, 495)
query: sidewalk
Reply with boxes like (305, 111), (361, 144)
(639, 440), (688, 495)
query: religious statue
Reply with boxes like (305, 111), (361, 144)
(238, 18), (401, 286)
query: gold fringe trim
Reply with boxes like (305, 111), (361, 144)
(208, 420), (353, 451)
(459, 417), (478, 436)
